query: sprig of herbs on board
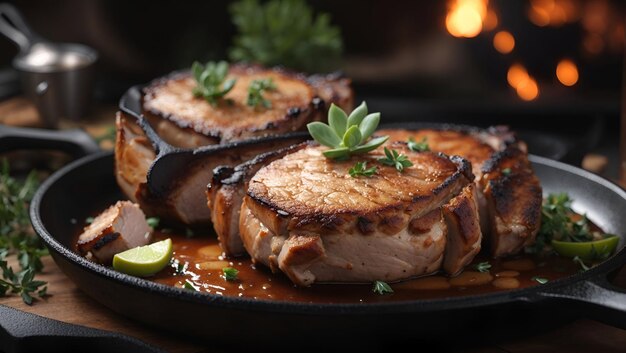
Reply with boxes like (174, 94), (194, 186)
(247, 78), (276, 108)
(223, 267), (239, 281)
(229, 0), (342, 72)
(474, 261), (491, 273)
(378, 147), (413, 172)
(307, 102), (389, 160)
(0, 160), (48, 304)
(349, 162), (377, 178)
(191, 61), (237, 106)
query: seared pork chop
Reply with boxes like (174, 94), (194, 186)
(208, 143), (310, 256)
(378, 127), (541, 258)
(115, 65), (354, 225)
(76, 201), (151, 264)
(143, 64), (353, 144)
(239, 142), (481, 285)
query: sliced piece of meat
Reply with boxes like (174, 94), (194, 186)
(76, 201), (151, 264)
(480, 148), (542, 257)
(442, 184), (482, 275)
(378, 127), (541, 258)
(208, 142), (310, 256)
(240, 142), (478, 285)
(143, 64), (353, 144)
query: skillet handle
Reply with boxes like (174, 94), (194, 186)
(0, 124), (100, 158)
(536, 269), (626, 329)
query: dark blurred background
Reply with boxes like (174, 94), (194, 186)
(0, 0), (624, 174)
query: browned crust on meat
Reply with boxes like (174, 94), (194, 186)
(143, 64), (330, 143)
(443, 185), (481, 244)
(480, 147), (542, 256)
(246, 142), (474, 235)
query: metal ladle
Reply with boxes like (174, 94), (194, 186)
(0, 3), (98, 127)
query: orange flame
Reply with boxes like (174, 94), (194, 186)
(446, 0), (490, 38)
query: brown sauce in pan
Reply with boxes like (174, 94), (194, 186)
(149, 231), (584, 303)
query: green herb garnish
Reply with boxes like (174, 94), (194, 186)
(474, 261), (492, 273)
(527, 193), (599, 254)
(408, 137), (430, 152)
(183, 279), (199, 291)
(146, 217), (160, 229)
(229, 0), (342, 72)
(372, 280), (394, 295)
(0, 160), (48, 304)
(349, 161), (377, 178)
(378, 147), (413, 172)
(85, 217), (94, 224)
(247, 78), (276, 108)
(223, 267), (239, 281)
(307, 102), (389, 160)
(502, 168), (512, 176)
(532, 276), (549, 284)
(191, 61), (236, 106)
(573, 256), (590, 272)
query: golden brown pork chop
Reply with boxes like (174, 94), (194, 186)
(239, 143), (482, 285)
(115, 65), (354, 225)
(378, 127), (542, 258)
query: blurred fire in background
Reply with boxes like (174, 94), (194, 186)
(442, 0), (623, 101)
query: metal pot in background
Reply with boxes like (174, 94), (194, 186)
(0, 3), (97, 128)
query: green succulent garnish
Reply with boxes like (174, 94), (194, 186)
(191, 61), (237, 106)
(378, 147), (413, 172)
(307, 102), (388, 160)
(408, 137), (430, 152)
(349, 161), (377, 178)
(247, 78), (276, 108)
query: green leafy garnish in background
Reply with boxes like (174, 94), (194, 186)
(191, 61), (237, 106)
(378, 147), (413, 172)
(408, 137), (430, 152)
(229, 0), (343, 72)
(349, 161), (377, 178)
(146, 217), (160, 229)
(247, 78), (276, 108)
(0, 160), (48, 304)
(307, 102), (389, 160)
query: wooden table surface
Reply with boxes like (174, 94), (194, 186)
(1, 97), (626, 353)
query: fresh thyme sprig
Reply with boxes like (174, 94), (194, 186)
(0, 160), (48, 304)
(378, 147), (413, 172)
(247, 78), (276, 108)
(474, 261), (491, 273)
(223, 267), (239, 281)
(372, 280), (394, 295)
(348, 162), (377, 178)
(307, 102), (389, 160)
(408, 137), (430, 152)
(191, 61), (236, 106)
(229, 0), (342, 72)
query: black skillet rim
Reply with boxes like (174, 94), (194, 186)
(30, 151), (626, 315)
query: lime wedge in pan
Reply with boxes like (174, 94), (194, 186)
(113, 238), (173, 277)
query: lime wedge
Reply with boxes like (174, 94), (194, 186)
(113, 238), (173, 277)
(552, 236), (619, 261)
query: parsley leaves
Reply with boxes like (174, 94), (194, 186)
(378, 147), (413, 172)
(349, 161), (377, 178)
(191, 61), (236, 106)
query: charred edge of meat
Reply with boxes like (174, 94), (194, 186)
(90, 232), (121, 251)
(211, 141), (313, 188)
(480, 146), (525, 174)
(487, 166), (543, 230)
(432, 155), (474, 196)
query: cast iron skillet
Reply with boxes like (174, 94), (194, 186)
(22, 124), (626, 347)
